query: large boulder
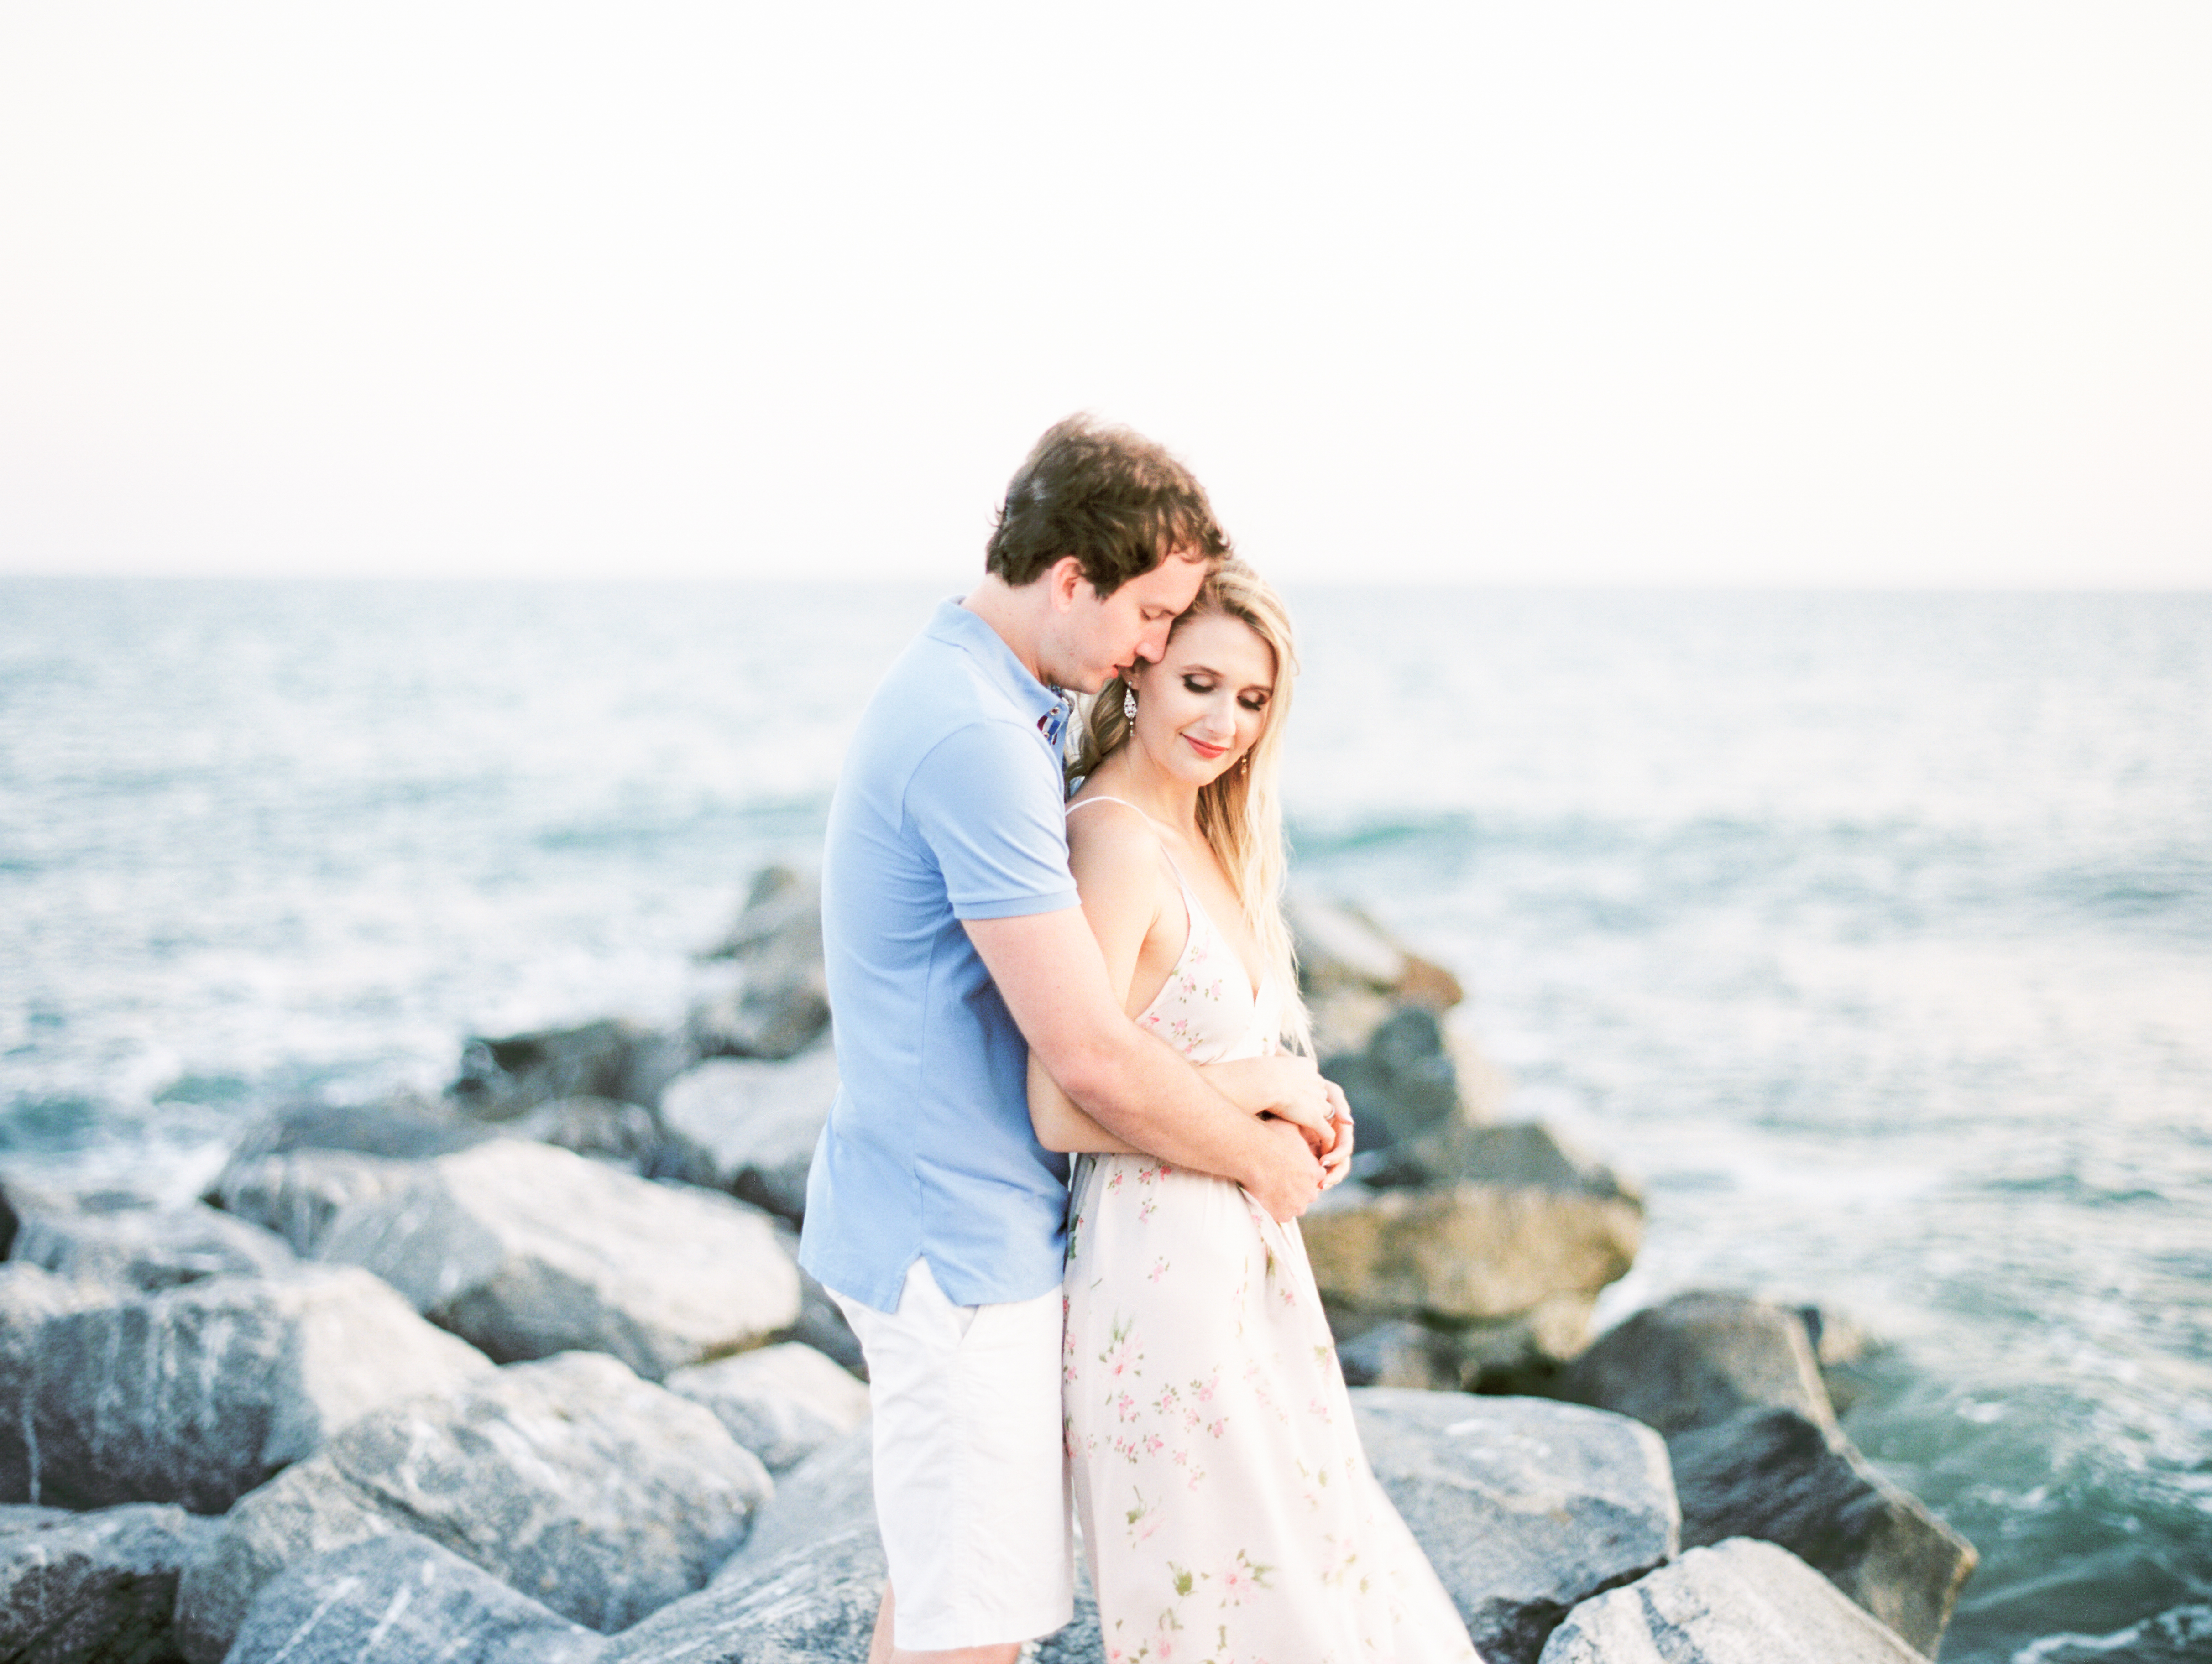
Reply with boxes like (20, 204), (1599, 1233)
(0, 1502), (219, 1664)
(316, 1138), (801, 1379)
(222, 1532), (607, 1664)
(450, 1019), (691, 1120)
(505, 1095), (719, 1185)
(1554, 1289), (1834, 1435)
(221, 1094), (499, 1163)
(1350, 1389), (1679, 1664)
(1306, 1127), (1643, 1390)
(0, 1265), (108, 1502)
(176, 1351), (773, 1663)
(1668, 1408), (1976, 1657)
(658, 1048), (840, 1222)
(688, 867), (830, 1062)
(13, 1266), (491, 1512)
(211, 1148), (420, 1257)
(8, 1194), (296, 1291)
(667, 1342), (871, 1474)
(1555, 1293), (1975, 1656)
(1537, 1537), (1924, 1663)
(594, 1423), (879, 1664)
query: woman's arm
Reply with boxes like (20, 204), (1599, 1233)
(1028, 804), (1353, 1162)
(1029, 805), (1176, 1154)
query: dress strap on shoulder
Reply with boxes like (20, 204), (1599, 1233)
(1064, 796), (1192, 892)
(1064, 794), (1159, 825)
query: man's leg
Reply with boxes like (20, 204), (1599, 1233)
(833, 1260), (1071, 1660)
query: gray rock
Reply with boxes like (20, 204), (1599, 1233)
(9, 1195), (296, 1291)
(15, 1265), (492, 1512)
(1288, 891), (1465, 1009)
(211, 1148), (418, 1257)
(1555, 1293), (1976, 1656)
(607, 1424), (883, 1664)
(223, 1532), (607, 1664)
(717, 1421), (873, 1569)
(1668, 1407), (1976, 1657)
(667, 1343), (870, 1474)
(450, 1019), (691, 1120)
(317, 1139), (800, 1380)
(1536, 1537), (1923, 1663)
(222, 1093), (498, 1163)
(1555, 1290), (1835, 1436)
(1351, 1389), (1679, 1664)
(688, 868), (831, 1064)
(1305, 1168), (1640, 1328)
(507, 1096), (719, 1185)
(599, 1525), (884, 1664)
(626, 1426), (1109, 1664)
(176, 1351), (772, 1663)
(1325, 1006), (1466, 1181)
(0, 1501), (218, 1664)
(1335, 1318), (1457, 1389)
(659, 1049), (840, 1222)
(0, 1265), (108, 1503)
(790, 1262), (867, 1378)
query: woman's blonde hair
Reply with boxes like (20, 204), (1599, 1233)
(1069, 558), (1312, 1054)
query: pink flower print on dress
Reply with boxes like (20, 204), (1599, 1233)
(1148, 1257), (1169, 1283)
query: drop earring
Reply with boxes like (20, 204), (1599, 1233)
(1122, 687), (1138, 722)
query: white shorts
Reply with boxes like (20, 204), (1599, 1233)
(831, 1258), (1074, 1651)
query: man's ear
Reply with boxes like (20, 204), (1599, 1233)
(1047, 555), (1086, 613)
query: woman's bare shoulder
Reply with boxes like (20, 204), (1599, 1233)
(1063, 796), (1170, 887)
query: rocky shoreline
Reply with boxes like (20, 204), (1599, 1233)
(0, 871), (1976, 1662)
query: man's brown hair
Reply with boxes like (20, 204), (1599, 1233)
(984, 415), (1232, 595)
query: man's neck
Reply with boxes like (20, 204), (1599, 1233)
(960, 575), (1047, 686)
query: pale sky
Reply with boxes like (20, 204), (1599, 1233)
(2, 3), (2207, 587)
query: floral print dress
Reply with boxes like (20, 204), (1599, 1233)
(1062, 840), (1480, 1664)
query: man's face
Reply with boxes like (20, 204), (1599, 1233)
(1047, 553), (1210, 694)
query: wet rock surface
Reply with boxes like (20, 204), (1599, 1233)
(177, 1350), (772, 1662)
(15, 1265), (491, 1513)
(316, 1137), (800, 1379)
(1352, 1389), (1680, 1664)
(1555, 1292), (1974, 1656)
(0, 1501), (218, 1664)
(1537, 1536), (1924, 1663)
(222, 1532), (609, 1664)
(1668, 1406), (1977, 1657)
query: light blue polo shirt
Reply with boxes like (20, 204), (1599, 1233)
(797, 599), (1081, 1313)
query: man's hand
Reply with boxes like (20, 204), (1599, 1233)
(1242, 1116), (1327, 1222)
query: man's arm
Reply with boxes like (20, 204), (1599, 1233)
(971, 908), (1324, 1222)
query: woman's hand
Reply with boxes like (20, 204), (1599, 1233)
(1317, 1080), (1355, 1190)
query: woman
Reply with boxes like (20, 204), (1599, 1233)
(1030, 560), (1480, 1663)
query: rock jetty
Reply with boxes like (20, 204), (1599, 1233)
(0, 868), (1977, 1662)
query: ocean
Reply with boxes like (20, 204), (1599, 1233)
(2, 578), (2207, 1660)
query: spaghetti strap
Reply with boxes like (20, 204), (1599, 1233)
(1065, 795), (1189, 884)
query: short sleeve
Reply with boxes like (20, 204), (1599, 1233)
(904, 720), (1080, 920)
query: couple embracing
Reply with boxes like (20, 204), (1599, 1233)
(798, 417), (1480, 1664)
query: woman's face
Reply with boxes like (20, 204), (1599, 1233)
(1128, 610), (1276, 787)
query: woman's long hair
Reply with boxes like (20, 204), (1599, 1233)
(1068, 559), (1312, 1054)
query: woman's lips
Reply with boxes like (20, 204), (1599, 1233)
(1183, 734), (1229, 761)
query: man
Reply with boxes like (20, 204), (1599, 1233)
(799, 416), (1336, 1664)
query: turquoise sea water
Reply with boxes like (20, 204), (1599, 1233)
(2, 579), (2208, 1659)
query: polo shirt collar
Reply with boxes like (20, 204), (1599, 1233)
(926, 599), (1069, 733)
